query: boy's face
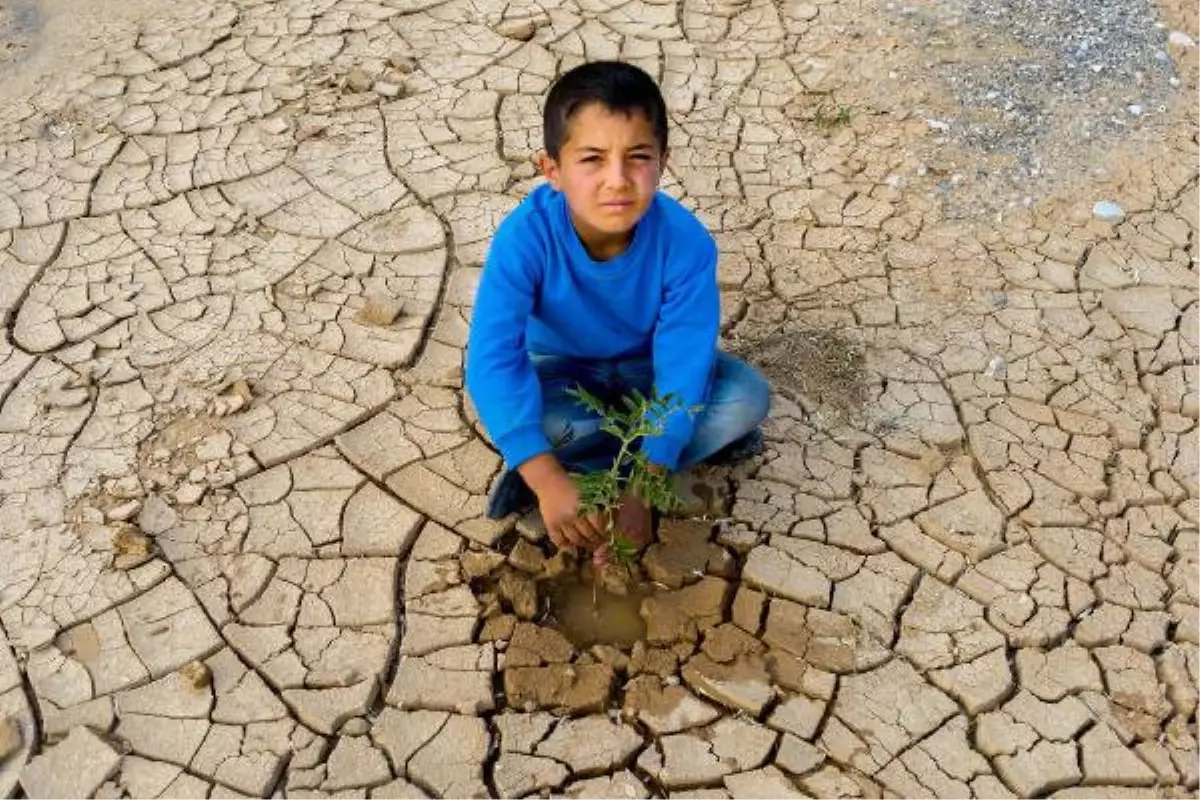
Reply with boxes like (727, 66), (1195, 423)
(540, 102), (667, 256)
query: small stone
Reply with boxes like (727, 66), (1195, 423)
(388, 54), (417, 72)
(1168, 31), (1195, 47)
(540, 550), (572, 580)
(137, 494), (177, 535)
(480, 614), (517, 642)
(0, 715), (21, 760)
(345, 68), (373, 92)
(180, 660), (212, 689)
(113, 527), (153, 562)
(495, 18), (538, 40)
(174, 483), (205, 505)
(107, 499), (141, 521)
(1092, 201), (1126, 223)
(373, 81), (403, 98)
(1127, 104), (1143, 116)
(508, 540), (546, 574)
(461, 551), (505, 579)
(499, 569), (539, 620)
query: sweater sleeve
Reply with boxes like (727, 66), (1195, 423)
(465, 224), (549, 469)
(641, 239), (720, 471)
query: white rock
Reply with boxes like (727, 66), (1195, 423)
(137, 494), (177, 535)
(107, 500), (142, 522)
(174, 483), (206, 505)
(1092, 201), (1126, 223)
(374, 81), (403, 98)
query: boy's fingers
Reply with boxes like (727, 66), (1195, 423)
(558, 519), (585, 548)
(546, 524), (568, 550)
(579, 514), (606, 547)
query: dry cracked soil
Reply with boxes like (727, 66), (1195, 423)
(0, 0), (1196, 796)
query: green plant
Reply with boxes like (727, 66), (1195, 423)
(813, 103), (852, 130)
(565, 386), (695, 570)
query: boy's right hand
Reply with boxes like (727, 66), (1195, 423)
(518, 454), (606, 551)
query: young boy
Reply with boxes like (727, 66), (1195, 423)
(466, 61), (770, 559)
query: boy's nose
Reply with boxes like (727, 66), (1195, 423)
(605, 160), (633, 188)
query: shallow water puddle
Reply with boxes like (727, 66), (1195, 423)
(544, 572), (652, 648)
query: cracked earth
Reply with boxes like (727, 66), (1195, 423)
(0, 0), (1196, 796)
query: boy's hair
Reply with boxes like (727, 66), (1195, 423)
(542, 61), (668, 159)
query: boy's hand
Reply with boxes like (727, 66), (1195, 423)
(518, 454), (606, 551)
(592, 491), (652, 568)
(615, 491), (652, 548)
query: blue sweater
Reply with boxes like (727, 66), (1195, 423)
(466, 183), (719, 472)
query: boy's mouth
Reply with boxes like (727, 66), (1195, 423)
(601, 199), (635, 210)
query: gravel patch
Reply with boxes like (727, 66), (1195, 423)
(0, 0), (38, 69)
(888, 0), (1185, 214)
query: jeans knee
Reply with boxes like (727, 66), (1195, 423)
(728, 363), (771, 432)
(543, 410), (602, 449)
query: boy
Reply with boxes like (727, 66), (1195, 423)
(466, 61), (770, 559)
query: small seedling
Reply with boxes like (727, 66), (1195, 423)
(565, 386), (697, 597)
(812, 103), (853, 131)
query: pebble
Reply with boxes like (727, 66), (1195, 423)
(344, 68), (373, 93)
(494, 18), (538, 40)
(137, 494), (178, 535)
(181, 660), (212, 689)
(207, 470), (236, 488)
(174, 483), (206, 505)
(984, 355), (1008, 379)
(106, 500), (142, 522)
(388, 54), (417, 72)
(373, 81), (403, 98)
(1168, 31), (1196, 48)
(1092, 200), (1126, 223)
(1127, 104), (1143, 116)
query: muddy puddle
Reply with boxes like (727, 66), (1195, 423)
(543, 571), (651, 648)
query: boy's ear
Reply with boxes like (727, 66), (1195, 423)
(536, 150), (561, 190)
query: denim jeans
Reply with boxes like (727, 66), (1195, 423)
(532, 351), (770, 474)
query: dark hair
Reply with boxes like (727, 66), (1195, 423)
(542, 61), (668, 159)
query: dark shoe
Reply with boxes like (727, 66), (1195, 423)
(486, 469), (535, 519)
(705, 427), (764, 467)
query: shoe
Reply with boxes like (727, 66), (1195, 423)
(705, 427), (764, 467)
(486, 469), (536, 519)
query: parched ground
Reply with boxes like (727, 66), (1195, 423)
(0, 0), (1196, 796)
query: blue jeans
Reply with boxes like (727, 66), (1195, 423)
(533, 351), (770, 474)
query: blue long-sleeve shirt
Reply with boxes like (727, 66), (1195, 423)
(466, 183), (719, 472)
